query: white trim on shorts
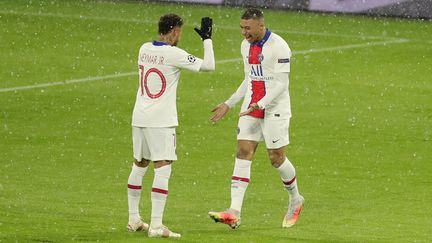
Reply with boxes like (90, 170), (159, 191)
(132, 126), (177, 161)
(237, 116), (290, 149)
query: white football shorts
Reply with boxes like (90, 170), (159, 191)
(132, 126), (177, 161)
(237, 116), (290, 149)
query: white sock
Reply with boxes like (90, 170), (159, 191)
(150, 164), (171, 229)
(229, 158), (251, 213)
(277, 157), (300, 202)
(127, 163), (148, 223)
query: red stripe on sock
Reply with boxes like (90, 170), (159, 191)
(282, 176), (296, 186)
(128, 184), (142, 189)
(152, 188), (168, 195)
(232, 176), (250, 183)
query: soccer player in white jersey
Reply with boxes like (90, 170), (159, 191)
(126, 14), (214, 238)
(208, 8), (304, 229)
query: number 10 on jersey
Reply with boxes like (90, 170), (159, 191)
(139, 64), (167, 99)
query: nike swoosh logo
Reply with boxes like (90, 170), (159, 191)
(272, 139), (280, 143)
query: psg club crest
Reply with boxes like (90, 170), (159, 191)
(187, 55), (196, 63)
(258, 53), (264, 62)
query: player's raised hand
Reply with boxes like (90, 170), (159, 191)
(239, 103), (260, 117)
(210, 103), (229, 123)
(194, 17), (213, 40)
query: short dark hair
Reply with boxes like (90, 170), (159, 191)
(158, 13), (183, 35)
(241, 8), (264, 20)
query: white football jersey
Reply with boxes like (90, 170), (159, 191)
(132, 41), (203, 127)
(240, 30), (292, 119)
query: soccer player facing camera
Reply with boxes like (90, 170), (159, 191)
(209, 8), (304, 229)
(126, 14), (214, 238)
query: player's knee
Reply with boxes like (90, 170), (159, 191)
(134, 159), (150, 168)
(270, 159), (283, 168)
(268, 151), (285, 168)
(154, 160), (172, 168)
(236, 148), (254, 160)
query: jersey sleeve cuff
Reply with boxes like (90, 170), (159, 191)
(257, 101), (265, 110)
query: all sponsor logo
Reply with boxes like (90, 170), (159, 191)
(250, 64), (263, 76)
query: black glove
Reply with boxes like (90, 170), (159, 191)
(194, 17), (212, 40)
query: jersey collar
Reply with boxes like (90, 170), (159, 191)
(152, 40), (168, 46)
(252, 29), (272, 47)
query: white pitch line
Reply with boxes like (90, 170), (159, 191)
(0, 10), (399, 41)
(0, 38), (409, 93)
(0, 72), (135, 93)
(218, 25), (395, 41)
(217, 38), (409, 63)
(294, 38), (409, 54)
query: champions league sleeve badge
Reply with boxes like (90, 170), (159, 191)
(278, 58), (290, 63)
(187, 55), (196, 63)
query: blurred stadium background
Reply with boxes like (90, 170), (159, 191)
(0, 0), (431, 242)
(161, 0), (432, 19)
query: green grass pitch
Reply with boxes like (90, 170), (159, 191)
(1, 0), (431, 242)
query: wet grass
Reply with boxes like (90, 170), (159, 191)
(1, 0), (431, 242)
